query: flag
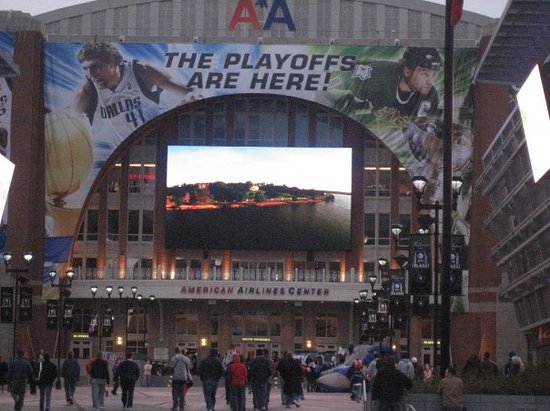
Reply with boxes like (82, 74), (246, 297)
(451, 0), (464, 26)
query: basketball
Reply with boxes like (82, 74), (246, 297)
(45, 110), (93, 206)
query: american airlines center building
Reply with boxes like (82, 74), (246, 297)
(1, 0), (520, 368)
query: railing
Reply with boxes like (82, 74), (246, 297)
(69, 267), (372, 283)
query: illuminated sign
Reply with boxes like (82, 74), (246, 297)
(242, 337), (271, 342)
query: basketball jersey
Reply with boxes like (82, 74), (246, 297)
(89, 60), (161, 164)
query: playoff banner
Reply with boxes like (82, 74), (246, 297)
(18, 287), (33, 322)
(43, 41), (477, 262)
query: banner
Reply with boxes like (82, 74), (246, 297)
(409, 234), (432, 295)
(1, 286), (13, 323)
(389, 270), (406, 296)
(47, 299), (58, 329)
(18, 287), (33, 322)
(450, 235), (466, 295)
(43, 42), (477, 262)
(63, 301), (74, 330)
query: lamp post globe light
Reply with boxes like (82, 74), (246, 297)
(3, 251), (33, 359)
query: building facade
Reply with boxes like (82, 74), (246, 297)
(1, 0), (529, 369)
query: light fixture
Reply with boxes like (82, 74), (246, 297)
(306, 340), (312, 349)
(106, 286), (113, 298)
(354, 298), (360, 304)
(149, 295), (156, 301)
(391, 224), (403, 239)
(23, 251), (33, 263)
(368, 273), (377, 286)
(117, 286), (124, 297)
(48, 269), (57, 282)
(137, 294), (143, 301)
(200, 337), (208, 347)
(131, 286), (138, 297)
(90, 285), (98, 297)
(452, 176), (464, 195)
(358, 289), (369, 301)
(378, 257), (388, 268)
(412, 176), (428, 198)
(66, 269), (75, 281)
(116, 336), (123, 346)
(3, 252), (12, 264)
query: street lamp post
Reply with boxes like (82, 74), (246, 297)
(121, 286), (138, 353)
(412, 175), (463, 373)
(47, 268), (75, 389)
(137, 295), (156, 359)
(3, 251), (33, 360)
(90, 285), (113, 352)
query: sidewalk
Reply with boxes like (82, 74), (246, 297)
(0, 385), (365, 411)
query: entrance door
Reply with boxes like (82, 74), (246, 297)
(70, 340), (92, 359)
(241, 343), (280, 362)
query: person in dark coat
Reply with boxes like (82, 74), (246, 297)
(198, 348), (225, 411)
(372, 356), (413, 411)
(61, 351), (80, 405)
(249, 348), (273, 411)
(89, 351), (110, 409)
(0, 355), (9, 393)
(8, 349), (35, 411)
(115, 352), (140, 410)
(37, 353), (57, 411)
(276, 352), (303, 408)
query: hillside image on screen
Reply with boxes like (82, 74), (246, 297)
(165, 146), (352, 251)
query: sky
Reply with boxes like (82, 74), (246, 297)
(0, 0), (508, 18)
(166, 146), (352, 193)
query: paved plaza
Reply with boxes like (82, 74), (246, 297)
(0, 384), (365, 411)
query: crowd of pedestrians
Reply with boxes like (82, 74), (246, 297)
(0, 345), (530, 411)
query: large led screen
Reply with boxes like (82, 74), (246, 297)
(165, 146), (352, 251)
(517, 64), (550, 183)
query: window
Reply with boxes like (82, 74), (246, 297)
(176, 311), (198, 335)
(210, 313), (219, 335)
(379, 213), (390, 245)
(294, 315), (303, 337)
(142, 210), (153, 241)
(128, 210), (139, 241)
(294, 102), (309, 147)
(212, 102), (227, 145)
(232, 313), (243, 336)
(128, 308), (145, 334)
(315, 313), (338, 338)
(316, 108), (343, 147)
(270, 313), (282, 336)
(178, 109), (207, 145)
(245, 312), (268, 336)
(70, 308), (94, 333)
(364, 213), (375, 245)
(107, 210), (119, 241)
(86, 209), (98, 241)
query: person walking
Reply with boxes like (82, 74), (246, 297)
(480, 352), (499, 377)
(0, 355), (8, 393)
(372, 356), (413, 411)
(61, 351), (81, 405)
(438, 367), (464, 411)
(197, 348), (224, 411)
(227, 353), (248, 411)
(249, 348), (273, 411)
(37, 353), (57, 411)
(89, 351), (110, 409)
(111, 357), (121, 395)
(8, 349), (35, 411)
(115, 352), (140, 411)
(276, 351), (303, 408)
(142, 358), (153, 387)
(170, 347), (193, 411)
